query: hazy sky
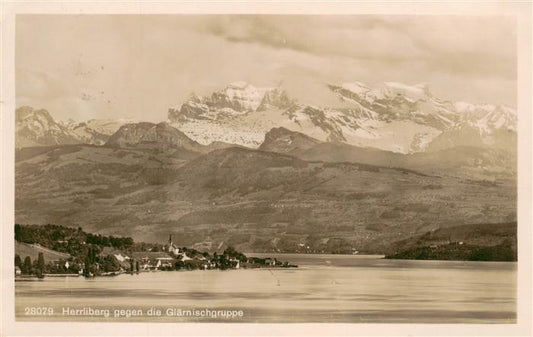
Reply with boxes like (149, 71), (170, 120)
(16, 15), (516, 122)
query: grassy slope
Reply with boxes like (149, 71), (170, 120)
(15, 241), (71, 261)
(15, 145), (517, 254)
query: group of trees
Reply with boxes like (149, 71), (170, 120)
(15, 224), (84, 253)
(14, 250), (125, 277)
(83, 247), (123, 276)
(15, 224), (136, 277)
(386, 241), (517, 261)
(14, 224), (134, 258)
(85, 233), (133, 250)
(15, 253), (46, 277)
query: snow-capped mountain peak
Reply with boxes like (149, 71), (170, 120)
(454, 102), (517, 134)
(219, 81), (271, 112)
(15, 106), (81, 148)
(166, 80), (516, 154)
(15, 106), (137, 148)
(168, 82), (295, 123)
(61, 118), (138, 145)
(329, 81), (515, 131)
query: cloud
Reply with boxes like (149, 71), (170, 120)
(201, 16), (514, 75)
(15, 15), (517, 122)
(201, 16), (421, 61)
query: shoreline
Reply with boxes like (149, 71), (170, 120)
(15, 265), (300, 280)
(15, 251), (515, 281)
(15, 256), (516, 281)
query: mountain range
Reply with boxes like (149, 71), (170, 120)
(14, 80), (517, 253)
(16, 81), (516, 154)
(14, 139), (516, 253)
(15, 106), (134, 148)
(167, 81), (516, 154)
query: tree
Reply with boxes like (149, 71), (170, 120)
(23, 256), (32, 275)
(135, 261), (140, 272)
(37, 252), (45, 270)
(15, 224), (22, 241)
(101, 255), (120, 272)
(84, 255), (91, 277)
(87, 247), (95, 263)
(36, 252), (45, 278)
(14, 255), (21, 267)
(223, 247), (247, 262)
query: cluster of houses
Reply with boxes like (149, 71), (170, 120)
(109, 235), (238, 271)
(102, 235), (190, 271)
(16, 235), (293, 278)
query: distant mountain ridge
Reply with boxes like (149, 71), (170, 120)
(15, 106), (132, 148)
(105, 122), (202, 150)
(105, 121), (243, 154)
(16, 80), (516, 154)
(329, 82), (516, 132)
(166, 81), (516, 153)
(259, 127), (320, 155)
(328, 82), (516, 152)
(258, 127), (516, 179)
(15, 104), (516, 180)
(61, 118), (135, 146)
(15, 106), (81, 148)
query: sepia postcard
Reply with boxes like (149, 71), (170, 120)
(1, 1), (532, 336)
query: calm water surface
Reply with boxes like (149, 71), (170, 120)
(15, 254), (516, 323)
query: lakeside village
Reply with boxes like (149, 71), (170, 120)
(14, 224), (296, 278)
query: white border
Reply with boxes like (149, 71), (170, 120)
(1, 1), (532, 336)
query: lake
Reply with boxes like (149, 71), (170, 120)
(15, 254), (516, 323)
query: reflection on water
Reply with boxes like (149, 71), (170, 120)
(15, 255), (516, 323)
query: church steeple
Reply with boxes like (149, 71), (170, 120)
(167, 234), (179, 255)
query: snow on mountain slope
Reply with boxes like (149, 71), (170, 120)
(329, 81), (516, 152)
(167, 81), (516, 153)
(454, 102), (517, 134)
(169, 82), (295, 121)
(17, 80), (515, 154)
(331, 81), (516, 134)
(221, 81), (270, 111)
(169, 81), (508, 153)
(15, 106), (138, 148)
(329, 82), (459, 130)
(84, 118), (137, 135)
(170, 105), (330, 148)
(168, 82), (304, 148)
(62, 118), (136, 145)
(167, 119), (266, 148)
(15, 106), (81, 148)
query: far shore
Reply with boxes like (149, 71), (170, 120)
(245, 252), (386, 258)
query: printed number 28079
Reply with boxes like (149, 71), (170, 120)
(24, 307), (54, 315)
